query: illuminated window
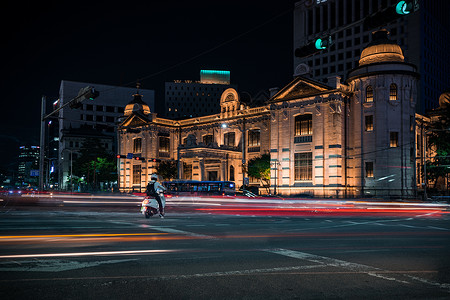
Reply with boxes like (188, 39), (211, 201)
(295, 115), (312, 136)
(365, 162), (374, 178)
(390, 132), (399, 147)
(365, 115), (373, 131)
(248, 129), (261, 147)
(203, 135), (213, 145)
(389, 83), (398, 100)
(229, 165), (235, 181)
(224, 132), (235, 147)
(133, 138), (142, 153)
(159, 137), (170, 152)
(366, 86), (373, 102)
(133, 165), (141, 185)
(295, 152), (312, 181)
(183, 164), (192, 180)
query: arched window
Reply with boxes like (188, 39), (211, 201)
(366, 86), (373, 103)
(389, 83), (398, 101)
(229, 165), (235, 181)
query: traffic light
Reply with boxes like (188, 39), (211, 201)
(85, 87), (100, 100)
(149, 158), (161, 162)
(295, 36), (332, 58)
(68, 86), (100, 109)
(116, 155), (126, 159)
(363, 1), (415, 31)
(134, 157), (146, 161)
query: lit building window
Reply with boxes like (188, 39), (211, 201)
(365, 162), (374, 178)
(133, 165), (141, 185)
(224, 132), (235, 147)
(366, 86), (373, 102)
(203, 135), (214, 145)
(389, 83), (398, 100)
(365, 115), (374, 131)
(159, 137), (170, 152)
(229, 165), (235, 181)
(183, 164), (192, 180)
(295, 115), (312, 136)
(248, 129), (261, 147)
(294, 152), (312, 181)
(133, 138), (142, 153)
(390, 132), (399, 147)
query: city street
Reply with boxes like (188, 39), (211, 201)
(0, 198), (450, 299)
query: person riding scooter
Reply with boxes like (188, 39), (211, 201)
(146, 174), (166, 218)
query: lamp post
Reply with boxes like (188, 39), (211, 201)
(221, 121), (246, 189)
(271, 160), (280, 195)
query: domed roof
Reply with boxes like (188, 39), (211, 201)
(359, 30), (404, 66)
(124, 84), (150, 116)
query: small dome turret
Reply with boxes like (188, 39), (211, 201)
(359, 30), (404, 66)
(124, 83), (151, 116)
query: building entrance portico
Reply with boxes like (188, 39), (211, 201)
(178, 146), (242, 182)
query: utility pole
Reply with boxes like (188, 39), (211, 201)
(39, 96), (46, 191)
(38, 87), (99, 191)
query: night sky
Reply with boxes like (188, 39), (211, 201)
(0, 1), (296, 172)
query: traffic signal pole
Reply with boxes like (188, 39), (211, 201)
(39, 96), (46, 191)
(38, 87), (99, 191)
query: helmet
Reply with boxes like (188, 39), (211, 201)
(150, 174), (158, 181)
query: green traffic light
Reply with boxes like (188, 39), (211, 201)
(395, 1), (411, 15)
(315, 38), (326, 50)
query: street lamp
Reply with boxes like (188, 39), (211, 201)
(271, 160), (280, 195)
(221, 121), (246, 189)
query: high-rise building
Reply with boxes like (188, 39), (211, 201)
(164, 70), (236, 119)
(293, 0), (449, 113)
(17, 146), (40, 187)
(55, 81), (155, 190)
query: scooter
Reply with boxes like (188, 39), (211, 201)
(140, 194), (165, 218)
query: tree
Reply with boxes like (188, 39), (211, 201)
(71, 137), (117, 191)
(156, 160), (178, 181)
(427, 104), (450, 190)
(246, 154), (270, 193)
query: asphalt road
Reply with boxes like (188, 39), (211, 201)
(0, 204), (449, 299)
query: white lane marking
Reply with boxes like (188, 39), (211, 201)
(398, 224), (421, 229)
(267, 248), (450, 292)
(0, 259), (137, 272)
(266, 248), (409, 284)
(427, 226), (450, 231)
(146, 225), (215, 239)
(0, 249), (178, 259)
(404, 274), (450, 290)
(156, 265), (325, 280)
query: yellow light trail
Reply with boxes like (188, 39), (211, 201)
(0, 249), (179, 259)
(0, 233), (169, 239)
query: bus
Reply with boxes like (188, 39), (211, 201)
(163, 180), (236, 196)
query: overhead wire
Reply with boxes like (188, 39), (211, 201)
(94, 7), (293, 94)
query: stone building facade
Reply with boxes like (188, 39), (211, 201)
(118, 30), (419, 198)
(117, 88), (270, 192)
